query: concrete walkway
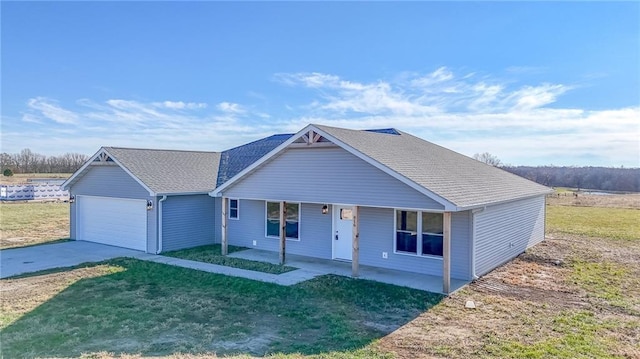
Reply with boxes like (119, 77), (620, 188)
(1, 241), (467, 293)
(136, 254), (323, 286)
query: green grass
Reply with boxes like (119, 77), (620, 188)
(569, 258), (640, 316)
(0, 202), (69, 249)
(164, 244), (297, 274)
(485, 311), (620, 359)
(1, 258), (442, 357)
(546, 205), (640, 240)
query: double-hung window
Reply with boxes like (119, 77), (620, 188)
(395, 210), (443, 257)
(228, 199), (239, 219)
(266, 202), (300, 240)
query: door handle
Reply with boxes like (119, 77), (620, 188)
(335, 231), (338, 240)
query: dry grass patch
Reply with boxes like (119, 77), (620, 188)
(0, 173), (70, 184)
(546, 192), (640, 209)
(0, 201), (69, 248)
(0, 264), (124, 328)
(377, 235), (640, 358)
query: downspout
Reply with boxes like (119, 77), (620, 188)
(470, 207), (485, 280)
(157, 195), (168, 254)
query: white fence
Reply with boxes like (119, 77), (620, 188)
(0, 183), (69, 201)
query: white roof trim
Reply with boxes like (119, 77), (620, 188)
(210, 124), (457, 211)
(61, 147), (155, 196)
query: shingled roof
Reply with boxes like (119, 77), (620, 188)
(313, 124), (552, 209)
(216, 134), (293, 187)
(101, 147), (220, 194)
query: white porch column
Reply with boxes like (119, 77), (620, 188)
(443, 211), (452, 294)
(279, 201), (287, 265)
(352, 205), (360, 278)
(221, 197), (228, 255)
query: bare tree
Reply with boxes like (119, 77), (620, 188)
(473, 152), (502, 167)
(0, 153), (14, 171)
(4, 148), (89, 174)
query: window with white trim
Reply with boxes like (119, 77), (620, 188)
(266, 202), (299, 240)
(228, 199), (239, 219)
(395, 210), (443, 257)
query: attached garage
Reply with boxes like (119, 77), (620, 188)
(76, 195), (147, 251)
(62, 147), (220, 254)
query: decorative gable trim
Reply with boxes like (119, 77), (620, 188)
(290, 129), (336, 148)
(61, 148), (155, 196)
(89, 152), (117, 166)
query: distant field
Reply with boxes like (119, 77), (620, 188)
(547, 191), (639, 209)
(547, 205), (639, 240)
(1, 173), (71, 184)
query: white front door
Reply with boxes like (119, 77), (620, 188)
(333, 205), (353, 261)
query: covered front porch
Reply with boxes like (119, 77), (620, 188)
(220, 200), (462, 294)
(227, 248), (469, 294)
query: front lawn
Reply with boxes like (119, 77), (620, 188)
(164, 244), (297, 274)
(1, 259), (441, 358)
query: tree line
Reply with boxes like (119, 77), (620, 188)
(472, 152), (639, 193)
(1, 148), (88, 174)
(502, 166), (639, 192)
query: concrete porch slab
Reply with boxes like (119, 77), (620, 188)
(228, 248), (469, 294)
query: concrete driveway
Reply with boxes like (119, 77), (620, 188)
(0, 241), (147, 279)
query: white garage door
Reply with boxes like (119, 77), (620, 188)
(77, 195), (147, 251)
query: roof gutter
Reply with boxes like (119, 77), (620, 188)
(455, 191), (553, 212)
(156, 190), (213, 196)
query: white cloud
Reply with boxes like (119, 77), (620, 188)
(410, 66), (454, 87)
(217, 102), (246, 114)
(154, 101), (207, 110)
(24, 97), (79, 124)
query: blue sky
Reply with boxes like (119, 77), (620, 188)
(2, 1), (638, 167)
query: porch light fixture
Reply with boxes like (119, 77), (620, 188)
(147, 200), (153, 210)
(321, 204), (329, 215)
(69, 195), (75, 203)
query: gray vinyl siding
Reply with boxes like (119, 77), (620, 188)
(474, 195), (546, 276)
(222, 147), (444, 210)
(358, 207), (471, 280)
(161, 194), (216, 252)
(227, 200), (332, 258)
(70, 165), (150, 198)
(68, 165), (156, 253)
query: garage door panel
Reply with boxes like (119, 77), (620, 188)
(77, 196), (147, 251)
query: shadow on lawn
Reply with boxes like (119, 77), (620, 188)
(2, 258), (444, 358)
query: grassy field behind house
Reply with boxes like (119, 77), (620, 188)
(0, 191), (638, 358)
(0, 173), (71, 184)
(0, 202), (70, 249)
